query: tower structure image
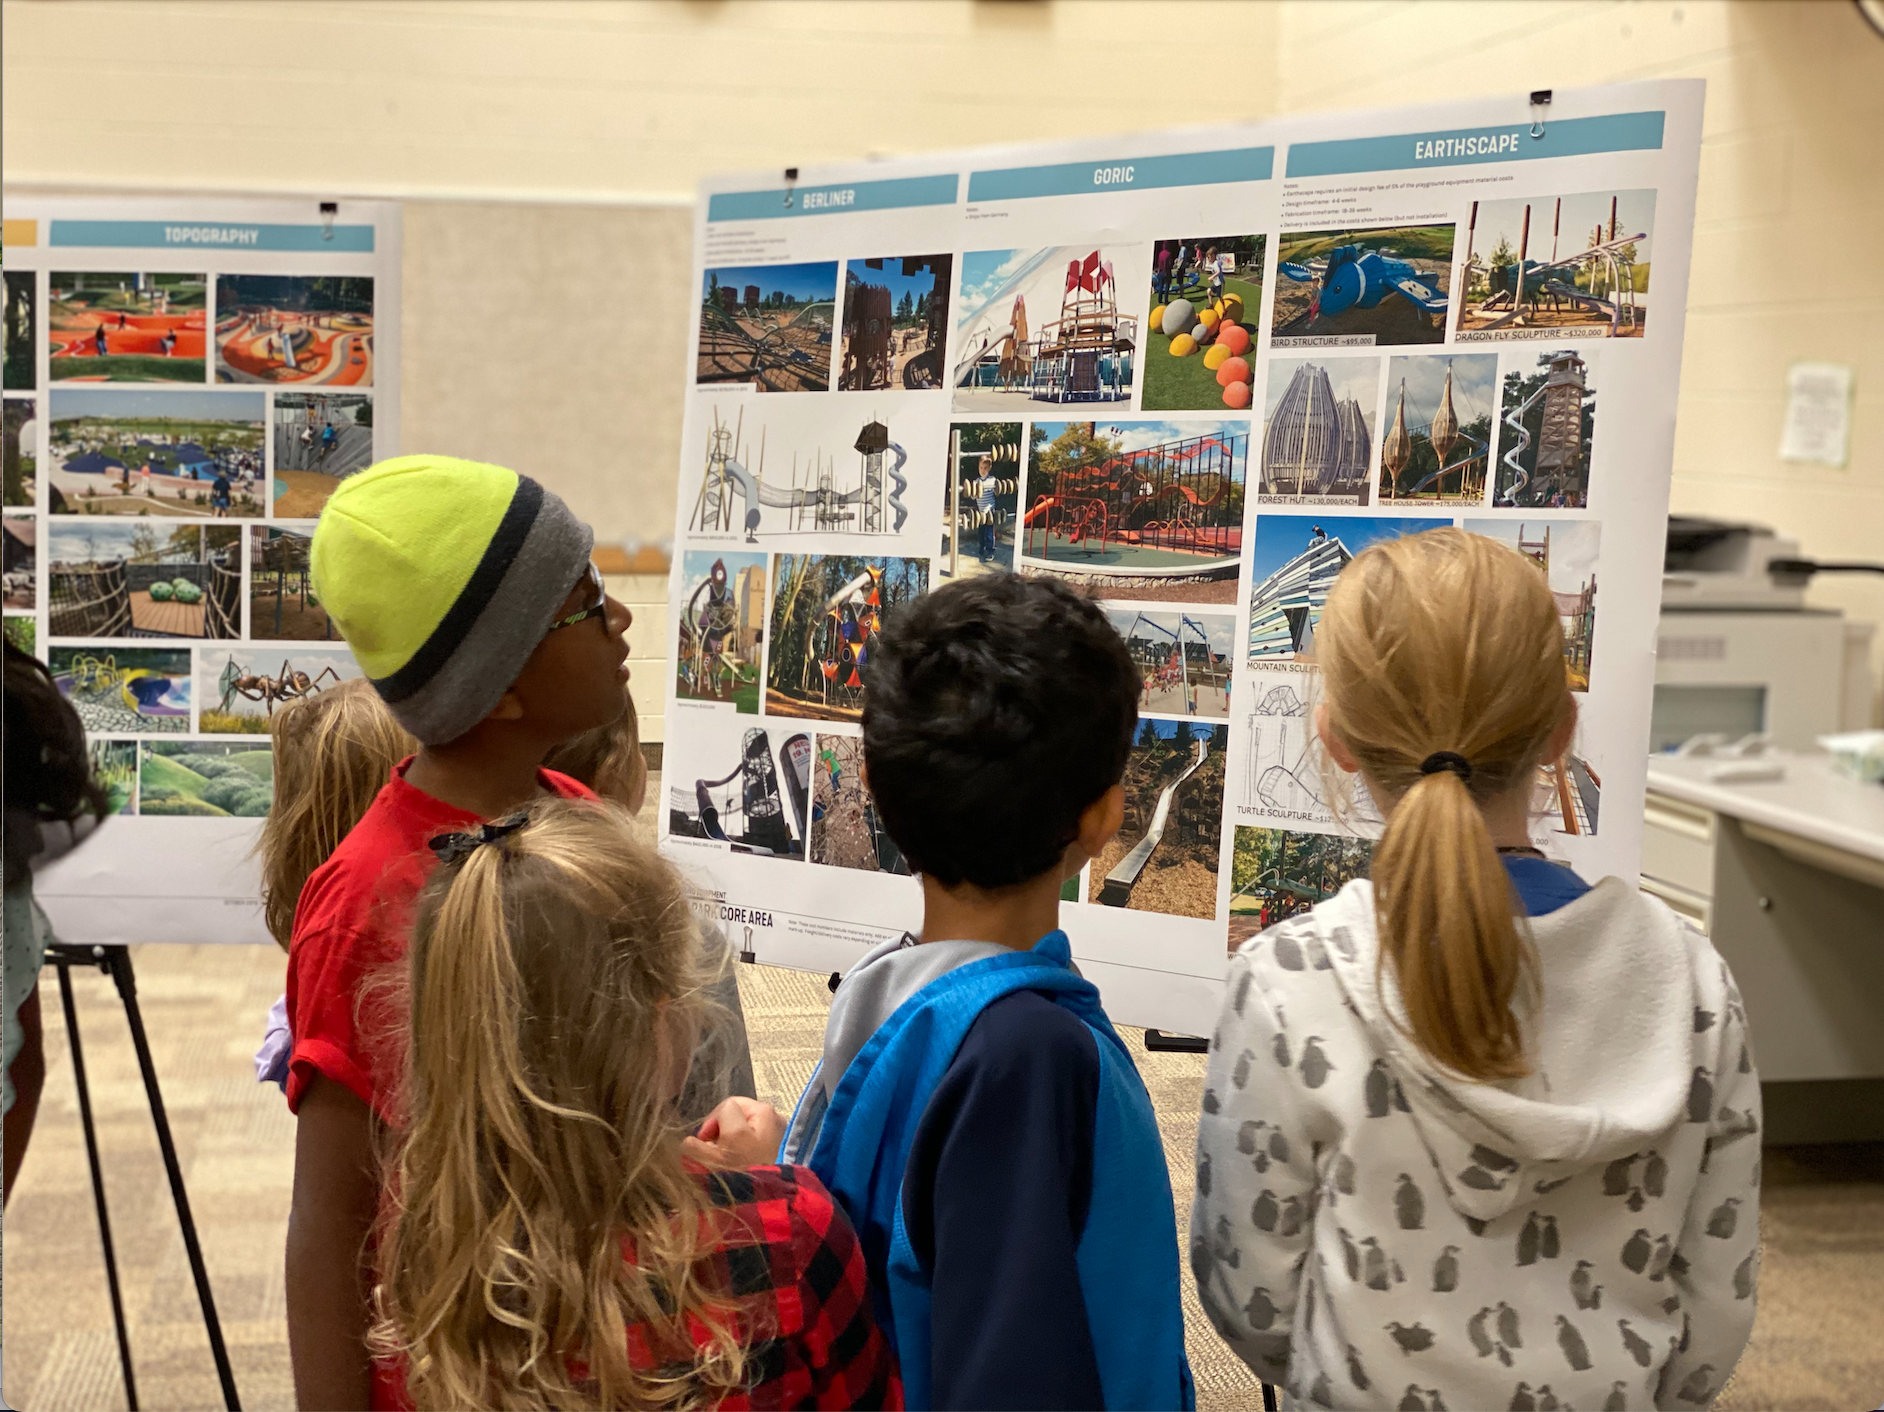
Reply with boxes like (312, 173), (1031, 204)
(732, 563), (765, 654)
(854, 419), (890, 534)
(1510, 522), (1597, 688)
(1247, 527), (1353, 659)
(1262, 363), (1372, 496)
(1533, 349), (1590, 494)
(1030, 252), (1137, 403)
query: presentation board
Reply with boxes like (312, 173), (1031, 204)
(4, 198), (401, 945)
(661, 80), (1704, 1035)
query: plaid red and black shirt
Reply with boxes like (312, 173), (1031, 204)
(624, 1163), (903, 1411)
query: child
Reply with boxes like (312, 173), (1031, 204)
(372, 799), (901, 1412)
(1205, 245), (1224, 306)
(783, 572), (1193, 1411)
(1192, 529), (1759, 1410)
(284, 454), (641, 1411)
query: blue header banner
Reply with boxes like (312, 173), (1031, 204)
(49, 220), (376, 252)
(707, 174), (959, 223)
(967, 147), (1273, 202)
(1286, 111), (1665, 179)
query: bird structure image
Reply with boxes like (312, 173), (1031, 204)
(952, 246), (1142, 409)
(691, 407), (910, 542)
(1495, 350), (1597, 508)
(1228, 825), (1374, 950)
(674, 550), (766, 712)
(1273, 226), (1455, 346)
(1259, 359), (1380, 502)
(697, 262), (837, 392)
(941, 422), (1021, 581)
(810, 734), (910, 876)
(764, 554), (927, 722)
(667, 723), (811, 862)
(838, 255), (951, 391)
(1089, 718), (1227, 919)
(1378, 355), (1498, 503)
(1459, 190), (1654, 339)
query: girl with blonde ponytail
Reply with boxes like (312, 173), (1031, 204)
(372, 799), (899, 1412)
(1194, 528), (1761, 1410)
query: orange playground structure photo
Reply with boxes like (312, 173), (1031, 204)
(49, 272), (207, 383)
(215, 275), (374, 386)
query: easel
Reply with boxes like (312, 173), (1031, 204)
(46, 942), (241, 1411)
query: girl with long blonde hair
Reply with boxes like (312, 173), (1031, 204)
(1193, 528), (1759, 1410)
(372, 799), (899, 1412)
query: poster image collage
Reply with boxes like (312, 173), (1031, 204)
(672, 180), (1644, 941)
(3, 263), (378, 821)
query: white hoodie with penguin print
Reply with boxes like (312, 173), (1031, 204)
(1192, 876), (1760, 1411)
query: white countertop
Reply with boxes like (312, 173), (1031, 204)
(1646, 751), (1884, 866)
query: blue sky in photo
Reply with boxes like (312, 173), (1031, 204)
(50, 388), (265, 422)
(1106, 606), (1237, 661)
(1248, 514), (1439, 584)
(1136, 717), (1220, 745)
(702, 262), (838, 305)
(1035, 419), (1246, 457)
(844, 256), (946, 305)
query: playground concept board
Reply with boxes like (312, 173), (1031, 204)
(3, 198), (401, 946)
(665, 81), (1704, 1035)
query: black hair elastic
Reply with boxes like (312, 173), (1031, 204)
(1419, 751), (1473, 782)
(429, 811), (530, 864)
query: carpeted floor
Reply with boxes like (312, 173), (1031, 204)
(4, 946), (1880, 1410)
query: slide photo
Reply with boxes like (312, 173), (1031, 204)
(1377, 354), (1498, 505)
(249, 528), (337, 641)
(1534, 741), (1603, 839)
(765, 554), (927, 722)
(1493, 348), (1598, 508)
(1019, 419), (1246, 605)
(5, 271), (35, 391)
(1459, 188), (1655, 340)
(838, 255), (952, 392)
(4, 514), (36, 610)
(1143, 234), (1265, 413)
(697, 262), (838, 393)
(1247, 514), (1433, 662)
(1088, 719), (1227, 919)
(810, 734), (910, 876)
(3, 398), (36, 506)
(48, 272), (206, 383)
(47, 520), (242, 639)
(273, 392), (373, 516)
(48, 646), (192, 734)
(215, 275), (374, 386)
(666, 717), (811, 862)
(1464, 517), (1601, 691)
(48, 388), (264, 517)
(1107, 606), (1235, 721)
(1259, 356), (1380, 503)
(1272, 225), (1454, 347)
(139, 740), (274, 818)
(199, 644), (361, 736)
(952, 246), (1145, 412)
(674, 550), (766, 712)
(939, 420), (1021, 582)
(1227, 826), (1373, 950)
(89, 739), (138, 816)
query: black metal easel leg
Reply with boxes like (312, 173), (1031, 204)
(105, 948), (241, 1412)
(52, 956), (140, 1412)
(1262, 1380), (1279, 1411)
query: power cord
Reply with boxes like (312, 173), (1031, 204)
(1767, 558), (1884, 578)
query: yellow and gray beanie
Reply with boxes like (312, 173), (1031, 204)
(309, 455), (594, 745)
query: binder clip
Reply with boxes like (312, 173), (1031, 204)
(783, 168), (799, 209)
(319, 201), (338, 241)
(1529, 90), (1552, 139)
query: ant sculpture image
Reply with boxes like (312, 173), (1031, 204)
(218, 657), (343, 715)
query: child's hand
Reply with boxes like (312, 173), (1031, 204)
(682, 1096), (787, 1169)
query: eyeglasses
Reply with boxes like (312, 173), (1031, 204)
(547, 564), (607, 632)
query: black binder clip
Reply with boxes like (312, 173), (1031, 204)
(1529, 90), (1552, 139)
(783, 167), (799, 209)
(319, 200), (337, 241)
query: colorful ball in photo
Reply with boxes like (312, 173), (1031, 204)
(1216, 356), (1251, 386)
(1198, 307), (1221, 329)
(1203, 342), (1232, 371)
(1219, 323), (1251, 356)
(1222, 379), (1252, 410)
(1160, 299), (1194, 337)
(1169, 333), (1197, 356)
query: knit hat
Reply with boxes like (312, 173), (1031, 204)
(309, 455), (594, 745)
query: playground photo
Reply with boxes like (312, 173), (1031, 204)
(690, 403), (916, 544)
(89, 739), (138, 815)
(674, 550), (766, 712)
(1247, 514), (1432, 661)
(1142, 234), (1265, 413)
(1088, 718), (1226, 920)
(697, 262), (837, 393)
(665, 716), (811, 862)
(138, 740), (274, 818)
(199, 644), (360, 735)
(838, 255), (951, 392)
(1459, 189), (1655, 340)
(952, 246), (1145, 412)
(765, 554), (927, 722)
(4, 515), (37, 609)
(1238, 664), (1381, 832)
(939, 421), (1020, 582)
(48, 646), (193, 734)
(1272, 224), (1454, 346)
(3, 616), (34, 655)
(48, 520), (242, 640)
(49, 387), (265, 517)
(1106, 607), (1234, 720)
(1228, 826), (1373, 950)
(7, 271), (37, 390)
(4, 398), (38, 506)
(48, 271), (207, 383)
(810, 734), (909, 876)
(215, 275), (375, 386)
(1465, 517), (1601, 691)
(1377, 354), (1498, 504)
(1020, 419), (1246, 605)
(1533, 746), (1602, 838)
(1494, 347), (1598, 508)
(272, 392), (373, 516)
(1259, 356), (1381, 503)
(248, 528), (332, 640)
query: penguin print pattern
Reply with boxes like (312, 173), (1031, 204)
(1192, 881), (1762, 1408)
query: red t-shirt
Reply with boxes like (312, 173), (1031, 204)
(284, 758), (594, 1119)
